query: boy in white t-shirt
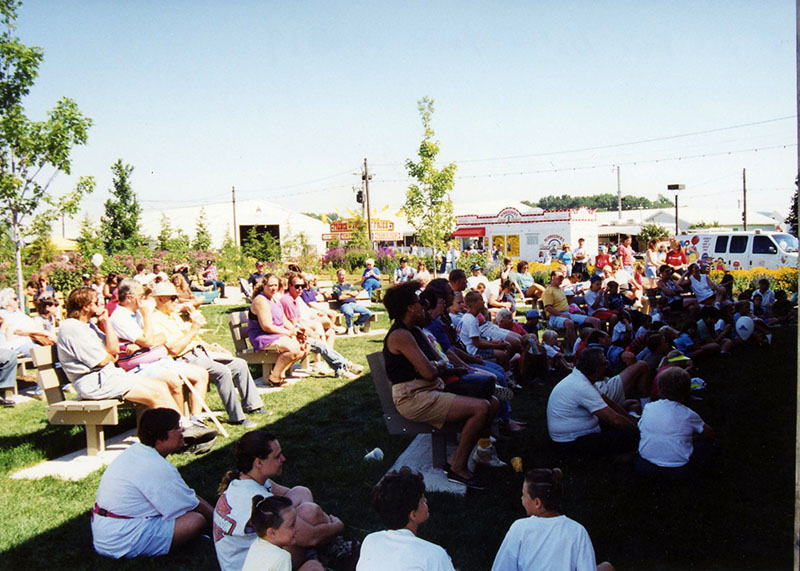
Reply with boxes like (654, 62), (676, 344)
(358, 467), (455, 571)
(458, 291), (513, 367)
(636, 367), (715, 479)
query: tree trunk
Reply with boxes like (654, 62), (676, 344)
(13, 219), (24, 308)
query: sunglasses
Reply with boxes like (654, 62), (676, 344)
(169, 296), (178, 302)
(293, 284), (306, 290)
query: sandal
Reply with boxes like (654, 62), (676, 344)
(268, 376), (286, 387)
(446, 468), (488, 490)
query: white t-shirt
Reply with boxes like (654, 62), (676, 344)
(638, 400), (705, 467)
(357, 529), (455, 571)
(546, 369), (606, 442)
(134, 272), (156, 285)
(109, 306), (145, 343)
(92, 442), (199, 558)
(611, 321), (628, 344)
(583, 289), (604, 316)
(242, 537), (291, 571)
(214, 478), (274, 571)
(544, 343), (560, 359)
(492, 514), (597, 571)
(466, 275), (490, 292)
(458, 312), (482, 355)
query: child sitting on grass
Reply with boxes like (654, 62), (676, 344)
(242, 495), (323, 571)
(541, 329), (573, 373)
(636, 367), (715, 479)
(492, 468), (614, 571)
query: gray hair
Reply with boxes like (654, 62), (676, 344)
(575, 346), (606, 377)
(117, 278), (143, 303)
(0, 287), (16, 308)
(495, 308), (513, 324)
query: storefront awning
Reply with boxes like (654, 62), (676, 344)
(452, 227), (485, 237)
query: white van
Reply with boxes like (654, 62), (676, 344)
(677, 230), (798, 270)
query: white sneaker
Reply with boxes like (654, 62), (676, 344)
(336, 369), (358, 380)
(347, 361), (365, 374)
(471, 444), (507, 468)
(311, 362), (335, 376)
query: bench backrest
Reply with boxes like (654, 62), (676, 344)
(366, 351), (434, 435)
(239, 277), (253, 303)
(30, 345), (69, 406)
(228, 310), (250, 355)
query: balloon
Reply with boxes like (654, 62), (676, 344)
(91, 253), (103, 268)
(735, 316), (754, 341)
(691, 235), (699, 245)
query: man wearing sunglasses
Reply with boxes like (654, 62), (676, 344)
(149, 282), (264, 427)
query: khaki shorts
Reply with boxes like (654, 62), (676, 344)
(392, 378), (456, 429)
(595, 375), (625, 406)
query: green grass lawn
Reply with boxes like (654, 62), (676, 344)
(0, 303), (796, 570)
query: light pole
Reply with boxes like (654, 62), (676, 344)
(667, 183), (685, 235)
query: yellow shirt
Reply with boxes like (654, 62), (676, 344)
(149, 309), (201, 357)
(542, 285), (569, 317)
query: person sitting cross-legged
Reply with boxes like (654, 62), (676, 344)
(91, 408), (214, 558)
(357, 466), (455, 571)
(332, 269), (373, 335)
(280, 272), (363, 379)
(214, 430), (352, 571)
(149, 281), (265, 427)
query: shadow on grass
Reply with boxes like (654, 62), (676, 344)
(0, 329), (797, 570)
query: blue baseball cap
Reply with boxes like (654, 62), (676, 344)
(526, 309), (540, 319)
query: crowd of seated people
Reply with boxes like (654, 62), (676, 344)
(12, 243), (799, 568)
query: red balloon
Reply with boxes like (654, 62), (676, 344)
(691, 235), (699, 245)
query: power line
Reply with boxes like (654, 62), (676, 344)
(373, 143), (796, 183)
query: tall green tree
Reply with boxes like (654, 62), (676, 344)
(0, 0), (93, 300)
(76, 213), (104, 259)
(193, 207), (212, 251)
(101, 159), (145, 254)
(157, 213), (173, 251)
(404, 96), (457, 272)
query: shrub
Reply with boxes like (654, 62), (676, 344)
(322, 247), (346, 269)
(344, 249), (377, 272)
(710, 267), (798, 295)
(457, 251), (489, 273)
(375, 246), (397, 272)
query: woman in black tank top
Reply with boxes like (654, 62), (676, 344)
(383, 281), (496, 490)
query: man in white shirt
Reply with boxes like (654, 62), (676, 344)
(546, 347), (638, 456)
(392, 257), (416, 286)
(357, 467), (455, 571)
(466, 264), (489, 292)
(133, 263), (156, 286)
(91, 408), (214, 558)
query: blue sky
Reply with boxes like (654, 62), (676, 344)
(16, 1), (796, 227)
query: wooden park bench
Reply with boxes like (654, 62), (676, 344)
(366, 351), (457, 468)
(30, 345), (142, 456)
(228, 310), (309, 383)
(0, 355), (36, 401)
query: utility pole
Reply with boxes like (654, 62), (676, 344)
(742, 168), (747, 231)
(667, 184), (685, 235)
(363, 158), (373, 244)
(616, 166), (622, 219)
(231, 186), (238, 246)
